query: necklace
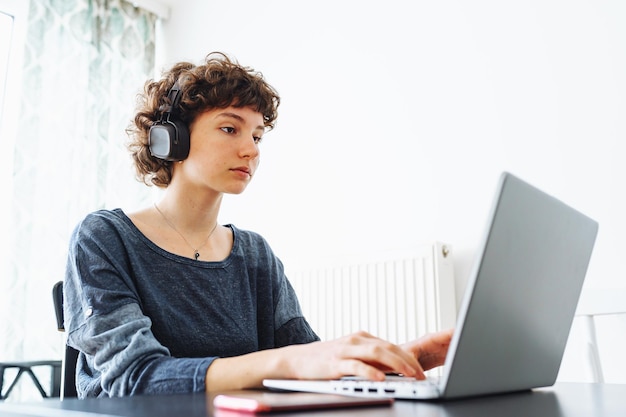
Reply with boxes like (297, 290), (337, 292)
(154, 203), (218, 260)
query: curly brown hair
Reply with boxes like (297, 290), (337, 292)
(127, 52), (280, 187)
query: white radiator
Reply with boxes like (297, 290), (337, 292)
(287, 242), (457, 344)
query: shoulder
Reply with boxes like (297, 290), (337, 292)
(70, 209), (135, 246)
(75, 208), (126, 228)
(229, 225), (285, 273)
(229, 224), (275, 257)
(230, 224), (268, 246)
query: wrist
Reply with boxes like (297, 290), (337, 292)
(204, 346), (301, 392)
(273, 344), (299, 380)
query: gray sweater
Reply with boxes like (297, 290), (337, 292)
(64, 209), (319, 397)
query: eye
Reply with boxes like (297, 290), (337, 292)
(220, 126), (236, 134)
(253, 136), (263, 144)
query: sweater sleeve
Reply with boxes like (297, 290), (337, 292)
(69, 303), (214, 397)
(273, 271), (320, 346)
(64, 213), (215, 397)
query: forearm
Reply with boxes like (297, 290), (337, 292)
(205, 345), (296, 392)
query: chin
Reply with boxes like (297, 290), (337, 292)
(225, 186), (248, 195)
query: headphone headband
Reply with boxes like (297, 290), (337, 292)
(160, 81), (182, 116)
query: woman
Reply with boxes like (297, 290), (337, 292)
(64, 52), (452, 398)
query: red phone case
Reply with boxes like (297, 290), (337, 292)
(214, 391), (393, 413)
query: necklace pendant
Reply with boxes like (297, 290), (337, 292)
(194, 252), (200, 260)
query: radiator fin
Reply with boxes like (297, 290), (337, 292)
(287, 242), (457, 344)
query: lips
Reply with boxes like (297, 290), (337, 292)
(231, 166), (252, 178)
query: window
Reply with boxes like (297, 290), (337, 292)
(0, 0), (158, 401)
(0, 11), (12, 112)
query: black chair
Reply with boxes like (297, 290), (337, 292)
(0, 285), (65, 401)
(52, 281), (80, 399)
(0, 360), (61, 400)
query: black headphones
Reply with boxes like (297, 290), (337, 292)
(148, 81), (190, 161)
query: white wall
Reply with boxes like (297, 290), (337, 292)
(156, 0), (626, 382)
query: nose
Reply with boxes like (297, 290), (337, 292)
(240, 136), (260, 159)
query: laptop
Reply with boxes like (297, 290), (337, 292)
(264, 172), (599, 400)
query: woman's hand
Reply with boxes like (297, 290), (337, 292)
(282, 330), (426, 381)
(401, 328), (454, 373)
(206, 329), (455, 392)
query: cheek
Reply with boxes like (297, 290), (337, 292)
(188, 142), (222, 167)
(250, 157), (260, 176)
(184, 153), (219, 177)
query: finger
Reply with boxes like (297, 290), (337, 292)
(428, 328), (454, 345)
(399, 329), (454, 372)
(403, 328), (454, 354)
(336, 331), (428, 379)
(338, 359), (387, 381)
(420, 328), (454, 347)
(347, 340), (426, 379)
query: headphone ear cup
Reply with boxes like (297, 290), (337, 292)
(148, 119), (190, 161)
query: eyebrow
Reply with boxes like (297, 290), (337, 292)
(216, 112), (265, 132)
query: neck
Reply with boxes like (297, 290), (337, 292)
(157, 187), (223, 233)
(153, 196), (221, 261)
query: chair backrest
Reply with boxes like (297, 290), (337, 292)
(52, 281), (79, 398)
(573, 288), (626, 383)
